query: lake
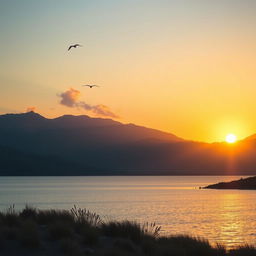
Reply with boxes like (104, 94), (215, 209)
(0, 175), (255, 249)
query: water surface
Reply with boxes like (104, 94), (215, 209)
(0, 176), (255, 249)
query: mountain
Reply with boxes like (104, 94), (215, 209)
(1, 112), (256, 175)
(0, 111), (182, 144)
(0, 145), (94, 175)
(0, 112), (182, 175)
(0, 112), (182, 159)
(244, 134), (256, 141)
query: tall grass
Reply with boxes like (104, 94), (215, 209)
(101, 220), (161, 244)
(0, 205), (254, 256)
(18, 220), (40, 248)
(229, 244), (256, 256)
(2, 204), (20, 227)
(37, 209), (74, 225)
(70, 205), (102, 226)
(48, 220), (74, 240)
(60, 238), (83, 256)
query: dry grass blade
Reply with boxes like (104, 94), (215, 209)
(142, 222), (161, 237)
(70, 205), (103, 227)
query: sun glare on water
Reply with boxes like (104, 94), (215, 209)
(225, 134), (237, 143)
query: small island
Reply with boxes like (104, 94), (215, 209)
(204, 176), (256, 190)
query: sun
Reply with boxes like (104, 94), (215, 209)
(225, 134), (237, 143)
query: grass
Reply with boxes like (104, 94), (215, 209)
(60, 238), (83, 256)
(48, 220), (74, 240)
(18, 220), (40, 248)
(1, 226), (18, 240)
(1, 205), (20, 227)
(0, 205), (254, 255)
(156, 235), (226, 256)
(37, 209), (74, 225)
(229, 245), (256, 256)
(71, 205), (102, 227)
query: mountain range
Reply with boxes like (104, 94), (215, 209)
(1, 111), (256, 175)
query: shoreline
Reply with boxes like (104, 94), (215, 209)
(204, 176), (256, 190)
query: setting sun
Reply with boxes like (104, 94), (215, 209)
(225, 134), (237, 143)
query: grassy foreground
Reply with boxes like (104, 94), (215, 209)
(0, 205), (255, 256)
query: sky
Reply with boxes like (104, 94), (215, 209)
(1, 0), (256, 142)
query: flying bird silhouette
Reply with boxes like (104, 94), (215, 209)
(83, 84), (100, 88)
(68, 44), (82, 51)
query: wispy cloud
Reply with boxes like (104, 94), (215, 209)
(78, 102), (119, 118)
(59, 88), (119, 119)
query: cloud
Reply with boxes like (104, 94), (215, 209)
(59, 88), (80, 107)
(59, 88), (119, 118)
(78, 102), (119, 119)
(26, 106), (36, 112)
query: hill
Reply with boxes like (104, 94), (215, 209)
(0, 112), (182, 175)
(0, 112), (182, 149)
(1, 112), (256, 175)
(244, 134), (256, 141)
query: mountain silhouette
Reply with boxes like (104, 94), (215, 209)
(244, 134), (256, 141)
(1, 112), (256, 175)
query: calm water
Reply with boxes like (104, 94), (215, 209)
(0, 176), (255, 249)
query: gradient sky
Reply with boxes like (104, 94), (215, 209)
(1, 0), (256, 142)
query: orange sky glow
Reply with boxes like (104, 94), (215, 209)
(1, 1), (256, 142)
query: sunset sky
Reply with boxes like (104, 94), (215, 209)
(1, 0), (256, 142)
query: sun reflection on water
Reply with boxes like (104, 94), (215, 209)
(215, 193), (248, 249)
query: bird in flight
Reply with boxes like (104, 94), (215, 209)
(82, 84), (100, 88)
(68, 44), (82, 51)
